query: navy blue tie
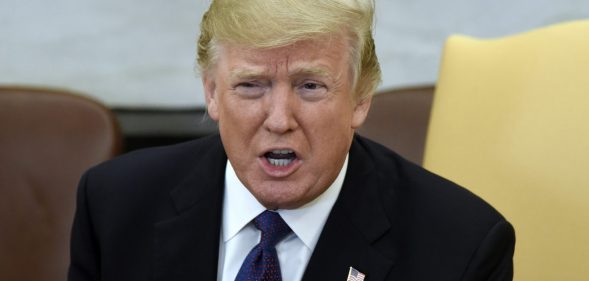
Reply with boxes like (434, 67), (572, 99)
(235, 210), (292, 281)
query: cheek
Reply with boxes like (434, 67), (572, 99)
(303, 105), (356, 148)
(217, 97), (265, 134)
(310, 102), (355, 130)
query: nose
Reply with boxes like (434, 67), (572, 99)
(262, 85), (299, 134)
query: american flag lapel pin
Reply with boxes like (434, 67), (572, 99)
(346, 266), (366, 281)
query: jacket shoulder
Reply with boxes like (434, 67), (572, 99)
(86, 134), (223, 183)
(79, 134), (225, 207)
(355, 135), (504, 222)
(353, 135), (514, 279)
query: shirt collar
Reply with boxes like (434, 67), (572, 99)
(222, 155), (348, 250)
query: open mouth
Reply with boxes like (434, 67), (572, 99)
(264, 149), (297, 167)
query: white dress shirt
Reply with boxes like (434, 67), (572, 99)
(217, 156), (348, 281)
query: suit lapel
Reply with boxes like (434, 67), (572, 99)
(302, 137), (397, 281)
(153, 136), (227, 281)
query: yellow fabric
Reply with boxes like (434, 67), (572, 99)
(424, 20), (589, 281)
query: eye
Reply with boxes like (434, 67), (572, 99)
(302, 83), (320, 90)
(238, 82), (257, 88)
(297, 81), (327, 101)
(234, 81), (266, 98)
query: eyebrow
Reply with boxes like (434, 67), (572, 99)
(290, 67), (330, 78)
(229, 66), (332, 81)
(229, 69), (266, 80)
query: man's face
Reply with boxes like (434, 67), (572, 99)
(204, 36), (371, 209)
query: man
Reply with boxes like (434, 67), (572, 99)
(69, 0), (515, 280)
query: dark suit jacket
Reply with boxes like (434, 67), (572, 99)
(68, 134), (515, 281)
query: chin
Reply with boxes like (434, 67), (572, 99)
(254, 189), (307, 210)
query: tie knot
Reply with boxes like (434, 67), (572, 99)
(253, 210), (292, 248)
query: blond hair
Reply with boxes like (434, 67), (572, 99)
(197, 0), (381, 100)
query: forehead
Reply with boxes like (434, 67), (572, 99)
(214, 36), (351, 77)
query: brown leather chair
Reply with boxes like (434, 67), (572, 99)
(0, 86), (122, 281)
(357, 85), (434, 165)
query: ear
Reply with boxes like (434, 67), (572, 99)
(351, 94), (372, 129)
(203, 73), (220, 121)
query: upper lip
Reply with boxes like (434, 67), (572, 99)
(270, 149), (294, 154)
(261, 147), (299, 157)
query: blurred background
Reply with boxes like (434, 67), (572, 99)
(2, 0), (589, 151)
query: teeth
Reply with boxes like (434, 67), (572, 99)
(271, 149), (293, 155)
(268, 158), (293, 167)
(265, 149), (296, 167)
